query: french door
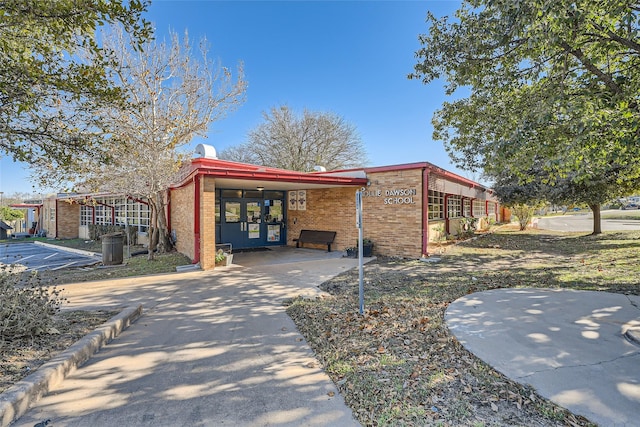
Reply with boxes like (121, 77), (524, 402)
(221, 199), (264, 249)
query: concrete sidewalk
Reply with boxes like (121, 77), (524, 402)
(13, 248), (363, 426)
(446, 288), (640, 427)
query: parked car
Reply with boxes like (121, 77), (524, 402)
(622, 203), (639, 210)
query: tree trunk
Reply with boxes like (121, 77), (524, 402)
(589, 203), (602, 235)
(147, 200), (158, 261)
(154, 190), (173, 253)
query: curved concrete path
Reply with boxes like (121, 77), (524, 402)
(446, 288), (640, 427)
(13, 248), (363, 427)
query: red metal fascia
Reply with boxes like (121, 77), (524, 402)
(170, 168), (199, 190)
(193, 176), (201, 265)
(195, 168), (367, 186)
(365, 162), (430, 174)
(173, 159), (368, 189)
(422, 168), (429, 257)
(127, 196), (149, 206)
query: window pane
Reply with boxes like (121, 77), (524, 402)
(247, 201), (261, 223)
(221, 189), (242, 198)
(244, 190), (263, 199)
(225, 202), (241, 223)
(266, 200), (283, 222)
(264, 191), (284, 199)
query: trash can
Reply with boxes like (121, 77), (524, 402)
(102, 233), (124, 265)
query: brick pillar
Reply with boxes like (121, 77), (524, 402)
(200, 177), (216, 270)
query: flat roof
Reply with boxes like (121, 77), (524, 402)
(173, 157), (369, 190)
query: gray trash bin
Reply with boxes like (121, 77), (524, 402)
(102, 233), (124, 265)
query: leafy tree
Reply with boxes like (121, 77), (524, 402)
(411, 1), (640, 234)
(0, 206), (23, 222)
(63, 27), (247, 259)
(220, 105), (367, 171)
(0, 0), (152, 174)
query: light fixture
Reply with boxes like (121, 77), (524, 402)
(257, 186), (264, 191)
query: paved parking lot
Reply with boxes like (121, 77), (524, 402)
(0, 242), (101, 272)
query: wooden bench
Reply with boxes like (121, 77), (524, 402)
(294, 230), (337, 252)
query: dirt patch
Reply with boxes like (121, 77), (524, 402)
(1, 309), (118, 393)
(287, 229), (640, 426)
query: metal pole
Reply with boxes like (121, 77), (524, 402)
(356, 190), (364, 314)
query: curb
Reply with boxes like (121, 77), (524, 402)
(33, 240), (102, 259)
(0, 305), (143, 427)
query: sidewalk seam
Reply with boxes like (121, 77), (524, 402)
(0, 305), (143, 427)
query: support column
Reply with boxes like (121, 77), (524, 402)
(200, 176), (217, 270)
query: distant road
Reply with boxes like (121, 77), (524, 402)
(535, 210), (640, 232)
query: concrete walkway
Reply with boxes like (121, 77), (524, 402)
(14, 248), (363, 426)
(446, 288), (640, 427)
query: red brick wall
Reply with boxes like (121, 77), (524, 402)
(285, 168), (425, 258)
(361, 169), (424, 258)
(41, 198), (80, 239)
(57, 201), (80, 239)
(42, 198), (56, 238)
(200, 176), (216, 270)
(286, 187), (357, 251)
(170, 181), (195, 260)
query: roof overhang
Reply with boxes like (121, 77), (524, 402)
(173, 158), (368, 190)
(364, 162), (492, 192)
(10, 203), (43, 208)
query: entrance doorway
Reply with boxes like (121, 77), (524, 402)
(217, 190), (286, 250)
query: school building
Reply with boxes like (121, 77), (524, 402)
(38, 145), (502, 269)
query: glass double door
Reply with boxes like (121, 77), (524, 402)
(221, 198), (285, 249)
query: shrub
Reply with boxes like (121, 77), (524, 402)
(0, 269), (66, 343)
(88, 224), (138, 245)
(511, 204), (535, 231)
(459, 217), (478, 238)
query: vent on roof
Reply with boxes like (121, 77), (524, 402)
(195, 144), (217, 159)
(313, 165), (327, 172)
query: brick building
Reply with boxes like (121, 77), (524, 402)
(170, 145), (501, 269)
(41, 193), (151, 245)
(39, 145), (500, 269)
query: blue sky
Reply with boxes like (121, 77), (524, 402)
(0, 0), (469, 196)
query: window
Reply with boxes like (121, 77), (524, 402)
(48, 207), (55, 222)
(95, 204), (111, 225)
(115, 198), (127, 225)
(487, 202), (497, 219)
(130, 200), (150, 232)
(224, 201), (241, 223)
(80, 205), (93, 226)
(428, 190), (445, 220)
(472, 199), (485, 217)
(265, 199), (283, 222)
(447, 195), (462, 218)
(463, 198), (471, 217)
(221, 189), (242, 198)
